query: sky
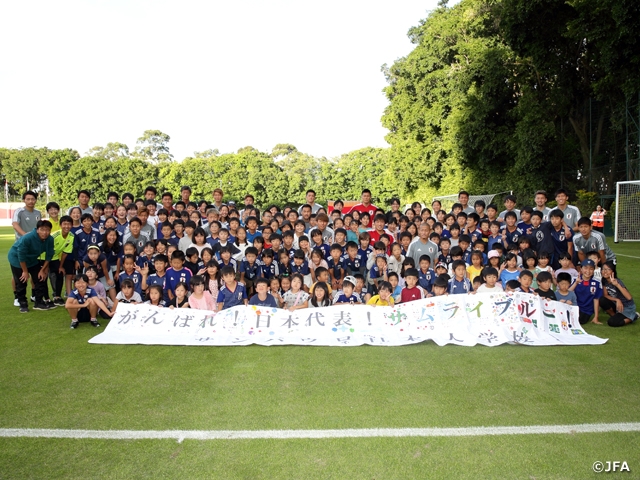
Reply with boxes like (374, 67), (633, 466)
(0, 1), (442, 161)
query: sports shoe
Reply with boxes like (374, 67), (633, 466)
(45, 300), (57, 309)
(90, 320), (101, 328)
(33, 302), (52, 311)
(53, 297), (65, 306)
(70, 320), (79, 329)
(19, 305), (28, 313)
(14, 299), (20, 307)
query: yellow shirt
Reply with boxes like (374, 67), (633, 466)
(367, 295), (394, 306)
(467, 265), (483, 282)
(48, 217), (61, 233)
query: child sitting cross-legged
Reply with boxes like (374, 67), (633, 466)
(66, 274), (113, 329)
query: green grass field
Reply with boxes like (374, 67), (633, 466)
(1, 226), (639, 479)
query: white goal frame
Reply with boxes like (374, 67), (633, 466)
(614, 180), (640, 243)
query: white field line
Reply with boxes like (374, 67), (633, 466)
(1, 423), (639, 442)
(614, 253), (640, 260)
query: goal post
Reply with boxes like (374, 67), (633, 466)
(614, 180), (640, 242)
(431, 191), (512, 213)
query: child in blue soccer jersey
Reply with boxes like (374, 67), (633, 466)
(290, 249), (311, 290)
(217, 266), (248, 311)
(142, 254), (169, 303)
(517, 270), (535, 294)
(448, 260), (473, 295)
(66, 274), (113, 329)
(240, 246), (261, 295)
(343, 241), (364, 277)
(573, 259), (603, 325)
(600, 261), (638, 327)
(118, 254), (144, 297)
(258, 249), (278, 280)
(218, 245), (238, 272)
(501, 212), (523, 248)
(165, 250), (192, 301)
(327, 243), (345, 290)
(417, 254), (435, 296)
(74, 213), (103, 272)
(333, 275), (361, 305)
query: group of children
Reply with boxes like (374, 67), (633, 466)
(12, 187), (637, 329)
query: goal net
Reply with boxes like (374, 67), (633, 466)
(431, 191), (511, 213)
(614, 180), (640, 242)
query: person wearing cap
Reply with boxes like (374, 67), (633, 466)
(8, 220), (55, 312)
(333, 275), (361, 305)
(574, 259), (603, 325)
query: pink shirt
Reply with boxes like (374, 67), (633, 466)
(188, 291), (216, 311)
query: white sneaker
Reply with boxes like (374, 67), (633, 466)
(14, 299), (20, 307)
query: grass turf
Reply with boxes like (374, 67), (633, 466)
(1, 227), (639, 478)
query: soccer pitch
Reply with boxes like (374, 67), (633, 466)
(1, 227), (638, 479)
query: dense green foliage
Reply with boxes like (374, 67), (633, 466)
(0, 137), (403, 209)
(382, 0), (640, 199)
(2, 1), (639, 208)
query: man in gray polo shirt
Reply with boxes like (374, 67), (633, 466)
(407, 223), (438, 266)
(458, 191), (475, 215)
(533, 190), (552, 222)
(550, 188), (581, 229)
(574, 217), (616, 265)
(12, 190), (41, 240)
(297, 190), (323, 215)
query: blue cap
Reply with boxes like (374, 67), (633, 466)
(581, 259), (595, 268)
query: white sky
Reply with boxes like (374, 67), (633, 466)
(0, 1), (440, 160)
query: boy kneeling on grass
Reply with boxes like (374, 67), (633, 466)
(65, 274), (113, 329)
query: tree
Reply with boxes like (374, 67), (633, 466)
(2, 147), (56, 195)
(134, 130), (173, 163)
(382, 0), (640, 200)
(86, 142), (130, 161)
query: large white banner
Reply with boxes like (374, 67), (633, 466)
(89, 293), (607, 347)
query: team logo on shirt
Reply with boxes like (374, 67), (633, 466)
(590, 286), (596, 294)
(536, 231), (544, 242)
